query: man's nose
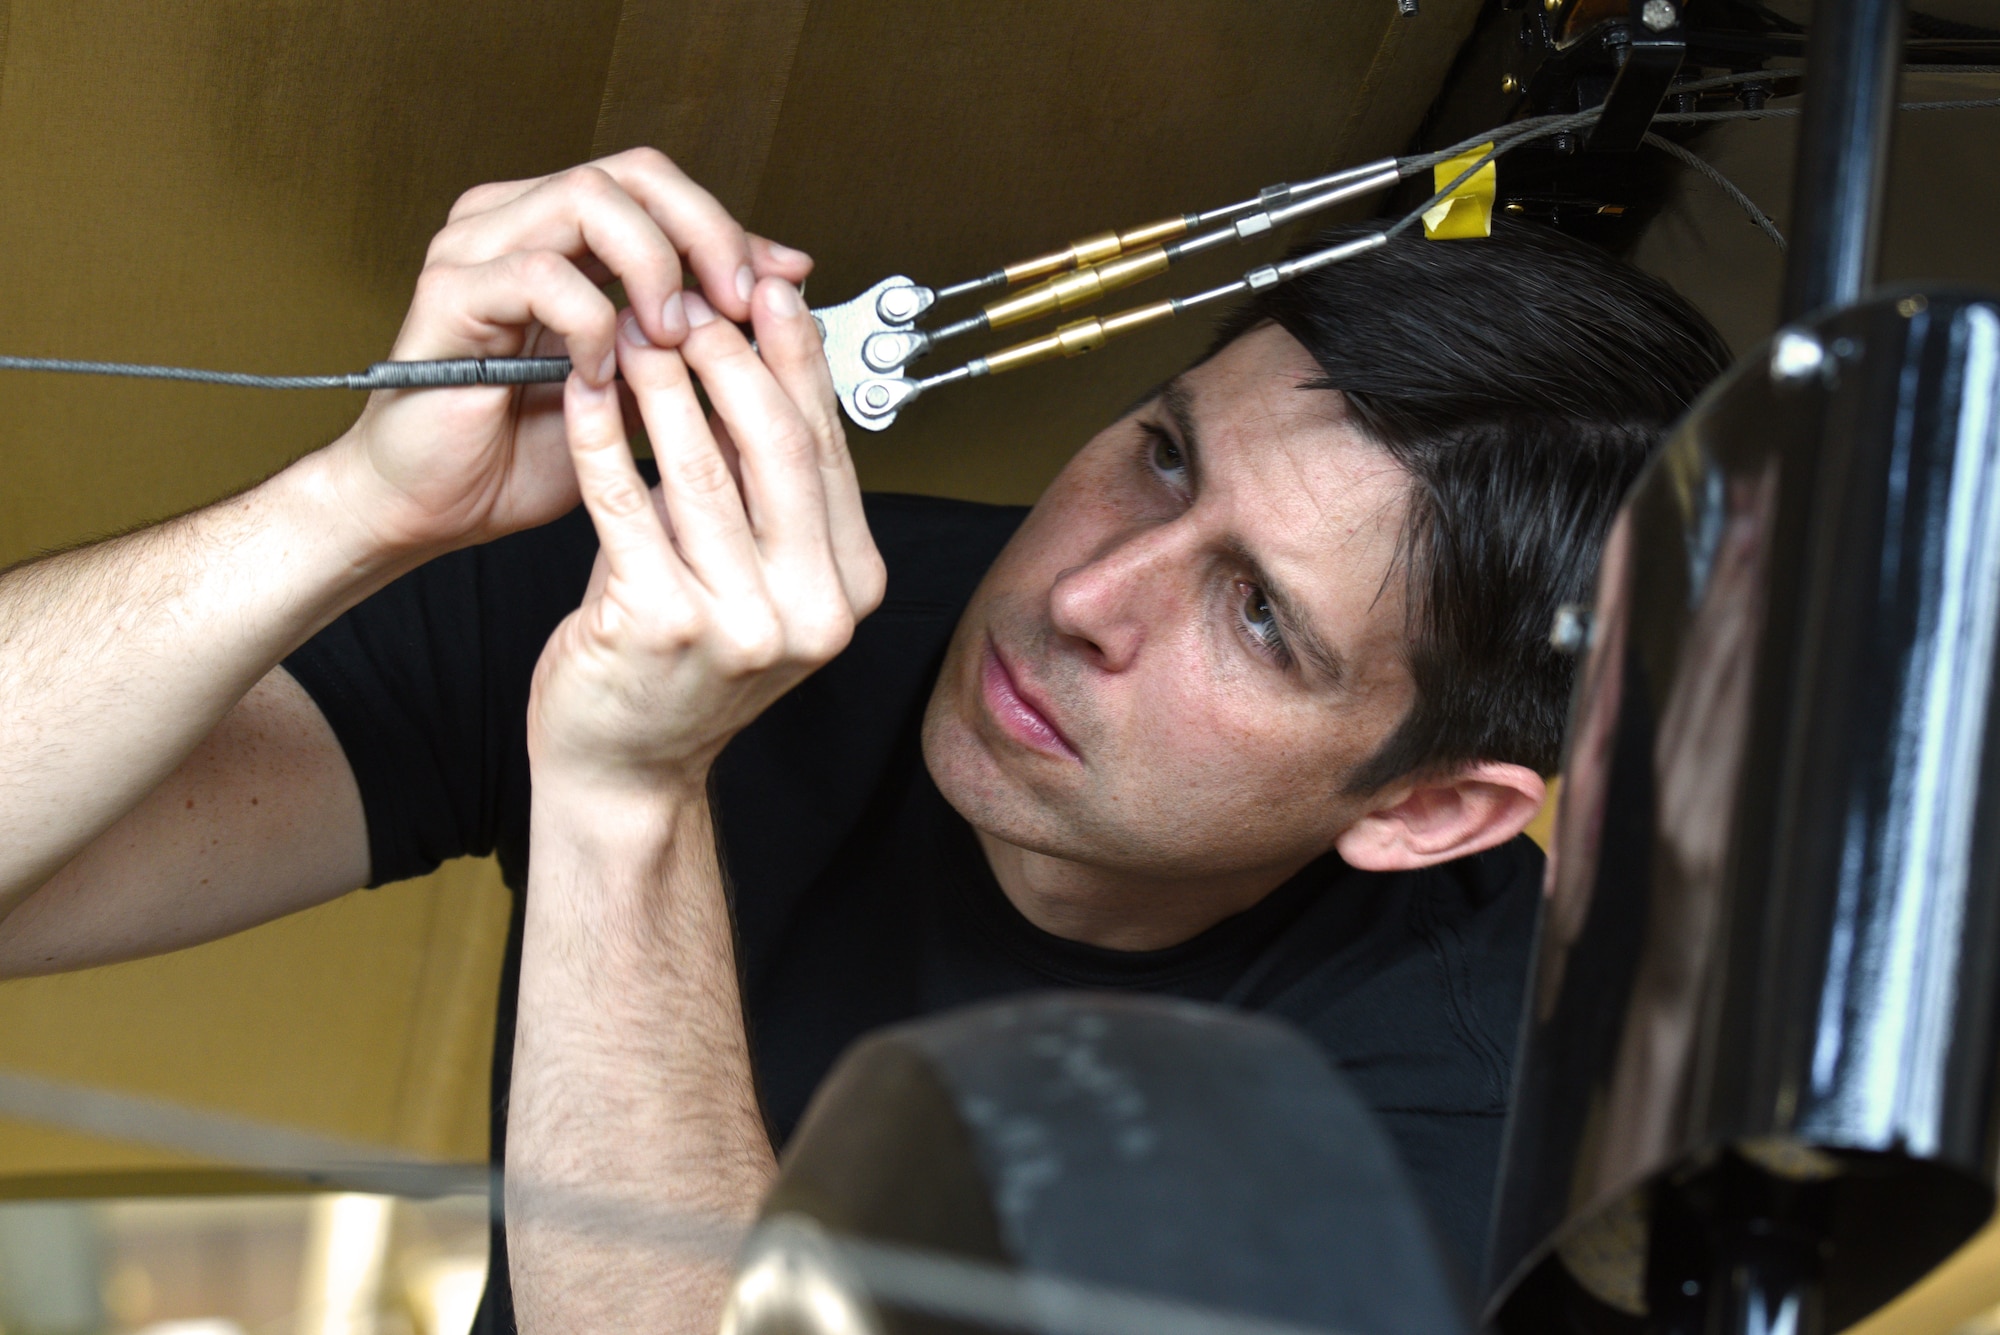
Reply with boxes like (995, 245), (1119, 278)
(1047, 524), (1190, 672)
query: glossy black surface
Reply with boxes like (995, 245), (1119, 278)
(1487, 292), (2000, 1332)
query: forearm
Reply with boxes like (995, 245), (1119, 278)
(508, 782), (776, 1335)
(0, 441), (416, 907)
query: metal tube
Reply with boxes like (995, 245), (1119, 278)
(1780, 0), (1907, 321)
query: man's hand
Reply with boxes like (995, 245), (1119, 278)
(525, 277), (886, 800)
(507, 280), (882, 1335)
(328, 147), (813, 561)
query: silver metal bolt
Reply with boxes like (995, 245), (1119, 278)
(1641, 0), (1677, 31)
(1770, 330), (1826, 383)
(862, 383), (892, 410)
(864, 330), (926, 373)
(877, 287), (922, 324)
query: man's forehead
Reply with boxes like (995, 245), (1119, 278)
(1154, 326), (1413, 678)
(1164, 329), (1406, 529)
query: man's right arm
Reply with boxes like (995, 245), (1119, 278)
(0, 147), (813, 976)
(0, 454), (408, 972)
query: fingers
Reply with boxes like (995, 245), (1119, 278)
(436, 150), (815, 336)
(611, 310), (766, 606)
(562, 372), (684, 595)
(742, 279), (886, 617)
(673, 286), (883, 644)
(400, 249), (621, 384)
(678, 289), (834, 580)
(434, 164), (697, 349)
(749, 233), (814, 285)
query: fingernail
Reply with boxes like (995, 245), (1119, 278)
(766, 240), (811, 267)
(619, 309), (652, 348)
(570, 372), (613, 404)
(684, 291), (718, 329)
(659, 291), (687, 342)
(597, 347), (618, 383)
(735, 264), (756, 305)
(764, 279), (802, 317)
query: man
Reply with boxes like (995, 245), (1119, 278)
(0, 150), (1727, 1332)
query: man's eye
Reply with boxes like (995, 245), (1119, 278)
(1237, 580), (1288, 660)
(1145, 427), (1187, 479)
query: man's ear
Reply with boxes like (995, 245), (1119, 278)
(1333, 762), (1547, 872)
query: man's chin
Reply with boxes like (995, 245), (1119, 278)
(922, 689), (1075, 850)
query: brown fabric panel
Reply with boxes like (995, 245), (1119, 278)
(589, 0), (814, 220)
(1335, 0), (1487, 170)
(0, 1), (622, 565)
(0, 2), (12, 122)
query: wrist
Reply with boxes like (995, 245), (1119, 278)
(529, 768), (707, 861)
(297, 429), (457, 577)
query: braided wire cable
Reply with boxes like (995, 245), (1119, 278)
(1642, 132), (1787, 250)
(0, 354), (351, 389)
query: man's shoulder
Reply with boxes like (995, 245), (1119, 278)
(1272, 838), (1543, 1115)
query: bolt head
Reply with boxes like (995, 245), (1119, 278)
(862, 383), (892, 409)
(1641, 0), (1677, 30)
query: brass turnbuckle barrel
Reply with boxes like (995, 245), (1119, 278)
(983, 245), (1172, 330)
(975, 300), (1179, 376)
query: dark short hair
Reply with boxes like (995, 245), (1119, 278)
(1206, 219), (1730, 791)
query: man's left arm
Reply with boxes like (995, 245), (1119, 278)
(507, 277), (884, 1334)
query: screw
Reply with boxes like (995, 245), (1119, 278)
(1553, 132), (1579, 155)
(1739, 81), (1769, 111)
(1640, 0), (1677, 31)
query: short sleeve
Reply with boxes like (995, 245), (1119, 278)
(284, 503), (602, 886)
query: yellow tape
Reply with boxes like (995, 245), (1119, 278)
(1423, 143), (1497, 240)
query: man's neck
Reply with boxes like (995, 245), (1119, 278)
(973, 827), (1308, 952)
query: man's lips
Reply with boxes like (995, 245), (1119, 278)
(980, 641), (1080, 761)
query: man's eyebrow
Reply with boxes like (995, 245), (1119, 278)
(1160, 379), (1204, 490)
(1235, 542), (1346, 687)
(1161, 377), (1343, 686)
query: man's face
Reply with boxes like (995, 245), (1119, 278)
(922, 323), (1419, 884)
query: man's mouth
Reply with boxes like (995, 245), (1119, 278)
(979, 639), (1080, 762)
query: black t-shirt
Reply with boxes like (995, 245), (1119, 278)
(284, 489), (1542, 1300)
